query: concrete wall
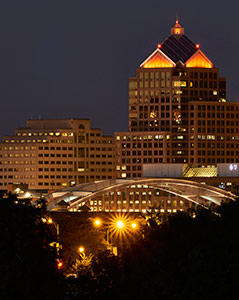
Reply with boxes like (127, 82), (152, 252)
(143, 164), (183, 177)
(217, 163), (239, 177)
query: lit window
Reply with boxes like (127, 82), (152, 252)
(173, 81), (187, 87)
(155, 135), (163, 140)
(150, 111), (157, 118)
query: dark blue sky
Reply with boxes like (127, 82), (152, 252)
(0, 0), (238, 138)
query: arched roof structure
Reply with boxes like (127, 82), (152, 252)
(46, 178), (236, 211)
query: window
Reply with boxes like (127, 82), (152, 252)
(173, 81), (187, 87)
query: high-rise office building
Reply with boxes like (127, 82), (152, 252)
(1, 19), (239, 200)
(115, 19), (239, 179)
(0, 119), (115, 190)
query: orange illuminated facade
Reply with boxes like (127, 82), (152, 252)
(141, 49), (175, 68)
(185, 50), (213, 68)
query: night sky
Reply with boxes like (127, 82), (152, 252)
(0, 0), (238, 138)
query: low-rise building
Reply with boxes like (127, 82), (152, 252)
(0, 119), (115, 190)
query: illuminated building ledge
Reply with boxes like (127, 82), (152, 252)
(46, 178), (236, 212)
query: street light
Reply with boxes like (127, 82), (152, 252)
(42, 217), (60, 255)
(91, 216), (140, 255)
(116, 220), (124, 229)
(93, 218), (102, 227)
(47, 218), (60, 238)
(131, 222), (137, 229)
(78, 246), (85, 253)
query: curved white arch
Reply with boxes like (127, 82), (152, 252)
(46, 178), (236, 211)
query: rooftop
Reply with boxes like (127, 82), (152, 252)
(161, 34), (197, 63)
(141, 18), (213, 68)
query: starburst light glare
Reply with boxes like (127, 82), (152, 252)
(117, 220), (124, 229)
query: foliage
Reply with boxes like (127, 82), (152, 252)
(49, 212), (107, 270)
(0, 193), (64, 299)
(70, 252), (94, 274)
(118, 202), (239, 300)
(1, 193), (239, 299)
(66, 250), (120, 299)
(141, 204), (163, 226)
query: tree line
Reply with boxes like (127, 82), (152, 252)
(1, 193), (239, 299)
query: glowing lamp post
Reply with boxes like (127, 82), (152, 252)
(42, 217), (60, 255)
(92, 216), (139, 256)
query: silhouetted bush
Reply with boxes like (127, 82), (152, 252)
(0, 194), (64, 299)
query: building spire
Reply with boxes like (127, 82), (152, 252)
(171, 14), (184, 37)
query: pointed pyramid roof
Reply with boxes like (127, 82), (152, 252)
(141, 19), (213, 68)
(160, 34), (197, 63)
(173, 21), (182, 28)
(140, 48), (176, 68)
(185, 49), (213, 68)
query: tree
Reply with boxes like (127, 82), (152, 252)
(66, 250), (120, 299)
(0, 193), (64, 299)
(118, 202), (239, 300)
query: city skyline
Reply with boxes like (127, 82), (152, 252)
(0, 1), (239, 139)
(1, 5), (239, 298)
(2, 18), (239, 197)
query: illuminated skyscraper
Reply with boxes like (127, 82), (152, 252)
(115, 19), (239, 178)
